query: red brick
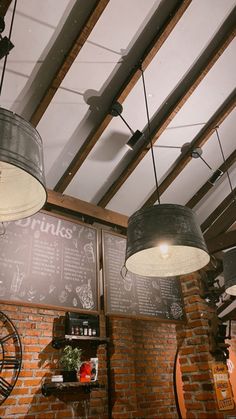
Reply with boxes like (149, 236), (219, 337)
(181, 365), (198, 373)
(196, 393), (214, 401)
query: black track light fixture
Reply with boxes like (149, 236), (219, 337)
(109, 102), (143, 150)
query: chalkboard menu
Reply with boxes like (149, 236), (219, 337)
(102, 230), (185, 322)
(0, 212), (99, 312)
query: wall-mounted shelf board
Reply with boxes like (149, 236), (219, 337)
(42, 380), (101, 396)
(52, 336), (109, 349)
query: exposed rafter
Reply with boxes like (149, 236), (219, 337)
(28, 0), (110, 126)
(207, 230), (236, 254)
(143, 91), (236, 208)
(54, 0), (192, 193)
(98, 7), (236, 208)
(202, 188), (236, 239)
(0, 0), (12, 17)
(46, 189), (128, 229)
(186, 148), (236, 209)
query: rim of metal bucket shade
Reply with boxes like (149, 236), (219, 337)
(125, 204), (210, 277)
(223, 248), (236, 296)
(0, 107), (47, 222)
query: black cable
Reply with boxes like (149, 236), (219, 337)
(140, 65), (160, 204)
(0, 0), (17, 96)
(118, 113), (134, 135)
(198, 154), (212, 170)
(215, 127), (236, 202)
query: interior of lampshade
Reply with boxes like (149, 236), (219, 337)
(125, 244), (210, 277)
(225, 285), (236, 296)
(0, 162), (47, 221)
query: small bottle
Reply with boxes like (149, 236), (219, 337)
(88, 328), (92, 336)
(80, 327), (84, 336)
(84, 328), (88, 336)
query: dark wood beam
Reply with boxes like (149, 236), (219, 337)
(201, 187), (236, 237)
(0, 0), (11, 17)
(207, 230), (236, 254)
(54, 0), (192, 193)
(98, 7), (236, 207)
(204, 202), (236, 242)
(218, 300), (236, 322)
(46, 189), (128, 229)
(186, 148), (236, 209)
(29, 0), (109, 126)
(143, 90), (236, 208)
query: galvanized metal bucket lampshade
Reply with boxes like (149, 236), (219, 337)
(223, 248), (236, 296)
(0, 107), (47, 221)
(125, 204), (210, 277)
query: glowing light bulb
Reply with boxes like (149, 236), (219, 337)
(159, 243), (170, 259)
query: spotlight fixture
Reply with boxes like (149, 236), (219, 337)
(125, 65), (210, 277)
(126, 130), (143, 150)
(0, 36), (14, 60)
(109, 102), (143, 150)
(181, 142), (224, 186)
(208, 168), (224, 185)
(0, 17), (14, 61)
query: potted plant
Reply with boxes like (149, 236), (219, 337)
(60, 345), (82, 382)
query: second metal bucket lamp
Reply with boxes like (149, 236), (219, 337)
(125, 66), (210, 277)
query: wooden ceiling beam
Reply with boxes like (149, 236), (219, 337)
(206, 230), (236, 254)
(201, 187), (236, 236)
(143, 90), (236, 208)
(0, 0), (12, 17)
(54, 0), (192, 192)
(29, 0), (110, 127)
(46, 189), (128, 229)
(202, 194), (236, 240)
(186, 148), (236, 209)
(98, 7), (236, 207)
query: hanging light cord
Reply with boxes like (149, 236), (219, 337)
(215, 127), (236, 203)
(0, 1), (17, 235)
(194, 151), (213, 171)
(140, 65), (160, 204)
(118, 112), (134, 135)
(0, 222), (6, 236)
(0, 0), (17, 96)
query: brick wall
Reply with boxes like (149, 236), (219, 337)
(0, 303), (179, 419)
(109, 317), (178, 419)
(178, 273), (236, 419)
(0, 304), (108, 419)
(1, 276), (236, 419)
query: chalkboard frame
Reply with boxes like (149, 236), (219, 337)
(0, 210), (100, 315)
(102, 229), (185, 323)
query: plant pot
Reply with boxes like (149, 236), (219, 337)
(62, 370), (77, 382)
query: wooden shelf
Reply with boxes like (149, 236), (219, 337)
(52, 336), (109, 349)
(42, 380), (100, 396)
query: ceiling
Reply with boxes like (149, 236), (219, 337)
(1, 0), (236, 253)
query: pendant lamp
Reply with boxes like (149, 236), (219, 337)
(125, 65), (210, 277)
(223, 249), (236, 296)
(126, 204), (210, 277)
(0, 2), (47, 222)
(0, 107), (47, 222)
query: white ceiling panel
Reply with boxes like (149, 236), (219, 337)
(0, 0), (74, 109)
(62, 0), (236, 207)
